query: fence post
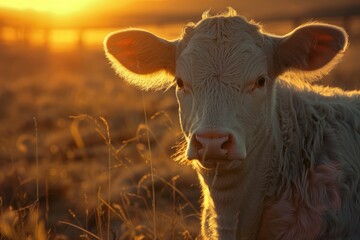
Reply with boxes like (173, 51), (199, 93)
(77, 28), (84, 49)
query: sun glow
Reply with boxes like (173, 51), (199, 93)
(0, 0), (98, 14)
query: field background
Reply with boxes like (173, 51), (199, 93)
(0, 1), (360, 239)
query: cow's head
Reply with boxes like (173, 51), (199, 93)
(104, 9), (347, 171)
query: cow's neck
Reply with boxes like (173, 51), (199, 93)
(197, 125), (276, 240)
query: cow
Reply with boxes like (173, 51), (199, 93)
(104, 8), (360, 240)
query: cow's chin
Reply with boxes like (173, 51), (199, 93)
(192, 158), (243, 174)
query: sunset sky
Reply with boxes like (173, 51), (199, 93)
(0, 0), (98, 14)
(1, 0), (358, 17)
(0, 0), (358, 50)
(0, 0), (358, 30)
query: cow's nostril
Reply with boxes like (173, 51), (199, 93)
(193, 136), (203, 150)
(221, 135), (232, 150)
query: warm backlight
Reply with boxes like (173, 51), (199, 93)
(0, 0), (97, 14)
(0, 1), (187, 51)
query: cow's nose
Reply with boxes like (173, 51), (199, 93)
(187, 128), (235, 160)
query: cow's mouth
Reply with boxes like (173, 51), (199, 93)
(194, 158), (243, 172)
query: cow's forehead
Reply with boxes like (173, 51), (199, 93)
(178, 15), (264, 52)
(177, 17), (267, 86)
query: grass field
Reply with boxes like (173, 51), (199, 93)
(0, 20), (359, 239)
(0, 43), (201, 239)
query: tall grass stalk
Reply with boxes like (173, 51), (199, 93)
(59, 221), (102, 240)
(108, 128), (111, 240)
(33, 116), (40, 239)
(142, 93), (157, 239)
(98, 116), (112, 240)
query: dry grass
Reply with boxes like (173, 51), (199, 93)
(0, 43), (200, 239)
(0, 23), (359, 239)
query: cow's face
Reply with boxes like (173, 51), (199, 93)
(175, 18), (275, 168)
(104, 10), (347, 170)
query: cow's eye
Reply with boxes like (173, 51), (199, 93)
(255, 76), (266, 88)
(176, 77), (184, 89)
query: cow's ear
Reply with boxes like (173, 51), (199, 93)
(273, 23), (348, 81)
(104, 29), (177, 90)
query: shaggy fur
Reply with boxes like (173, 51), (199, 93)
(259, 79), (360, 239)
(104, 8), (360, 240)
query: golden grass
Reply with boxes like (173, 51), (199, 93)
(0, 44), (200, 239)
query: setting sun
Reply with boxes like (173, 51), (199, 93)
(0, 0), (98, 14)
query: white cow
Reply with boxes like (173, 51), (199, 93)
(104, 8), (360, 240)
